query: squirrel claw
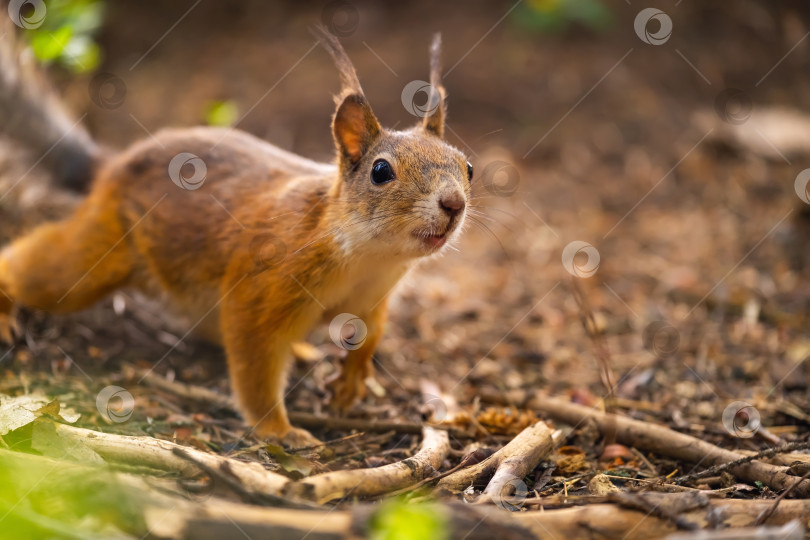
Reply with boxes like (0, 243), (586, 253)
(326, 371), (367, 413)
(278, 427), (322, 450)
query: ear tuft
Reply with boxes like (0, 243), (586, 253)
(422, 33), (446, 138)
(333, 94), (381, 168)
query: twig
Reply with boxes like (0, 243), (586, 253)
(170, 447), (318, 509)
(673, 441), (810, 485)
(754, 469), (810, 526)
(437, 421), (555, 493)
(532, 396), (810, 497)
(282, 427), (450, 503)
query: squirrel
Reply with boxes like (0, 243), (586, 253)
(0, 26), (471, 446)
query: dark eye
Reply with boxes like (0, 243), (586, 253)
(466, 161), (473, 182)
(370, 159), (395, 185)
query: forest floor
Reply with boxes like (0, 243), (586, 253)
(2, 1), (810, 538)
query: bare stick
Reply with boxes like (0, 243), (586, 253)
(532, 396), (810, 496)
(437, 421), (555, 493)
(283, 427), (449, 503)
(49, 422), (290, 496)
(754, 468), (810, 526)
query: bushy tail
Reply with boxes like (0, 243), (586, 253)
(0, 17), (99, 191)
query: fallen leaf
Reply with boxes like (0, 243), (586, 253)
(265, 444), (315, 477)
(0, 393), (80, 435)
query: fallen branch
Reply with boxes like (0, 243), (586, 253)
(48, 421), (290, 496)
(531, 396), (810, 497)
(437, 421), (555, 494)
(168, 493), (810, 540)
(136, 366), (469, 437)
(755, 469), (810, 526)
(283, 426), (449, 503)
(674, 441), (810, 485)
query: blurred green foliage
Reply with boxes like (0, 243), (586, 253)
(515, 0), (613, 33)
(205, 100), (239, 127)
(370, 498), (449, 540)
(25, 0), (105, 73)
(0, 446), (144, 539)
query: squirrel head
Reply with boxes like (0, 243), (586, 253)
(315, 28), (471, 258)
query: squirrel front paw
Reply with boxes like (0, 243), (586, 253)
(253, 418), (322, 449)
(278, 427), (323, 449)
(326, 368), (368, 412)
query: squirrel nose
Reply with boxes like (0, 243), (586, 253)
(439, 192), (465, 218)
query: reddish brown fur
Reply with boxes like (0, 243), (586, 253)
(0, 31), (470, 446)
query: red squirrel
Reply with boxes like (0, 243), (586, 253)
(0, 26), (471, 446)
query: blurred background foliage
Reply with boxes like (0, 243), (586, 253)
(517, 0), (612, 33)
(24, 0), (104, 72)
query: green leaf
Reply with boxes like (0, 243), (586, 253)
(370, 498), (449, 540)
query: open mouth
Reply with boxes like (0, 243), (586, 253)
(412, 229), (449, 250)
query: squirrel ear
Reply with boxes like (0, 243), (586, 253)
(333, 94), (381, 167)
(313, 26), (382, 168)
(422, 33), (446, 139)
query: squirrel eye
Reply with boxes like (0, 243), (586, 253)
(466, 161), (473, 182)
(370, 159), (395, 185)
